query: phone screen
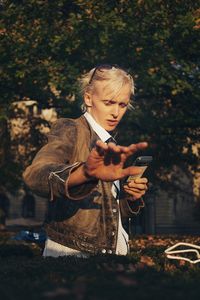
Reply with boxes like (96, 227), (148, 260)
(126, 156), (152, 181)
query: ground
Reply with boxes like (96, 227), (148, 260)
(0, 229), (200, 300)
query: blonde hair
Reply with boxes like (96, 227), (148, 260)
(79, 65), (135, 112)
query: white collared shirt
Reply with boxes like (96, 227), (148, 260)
(84, 112), (129, 255)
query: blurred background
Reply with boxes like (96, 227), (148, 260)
(0, 0), (199, 235)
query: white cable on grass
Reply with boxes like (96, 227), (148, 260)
(165, 242), (200, 264)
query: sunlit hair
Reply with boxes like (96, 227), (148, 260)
(79, 65), (135, 112)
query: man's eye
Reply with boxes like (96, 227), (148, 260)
(120, 103), (128, 108)
(104, 101), (113, 105)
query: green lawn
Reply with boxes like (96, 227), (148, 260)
(0, 231), (200, 300)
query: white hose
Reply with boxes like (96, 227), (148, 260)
(165, 242), (200, 264)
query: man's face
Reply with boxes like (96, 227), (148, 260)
(84, 81), (131, 131)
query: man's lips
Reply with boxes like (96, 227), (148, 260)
(107, 120), (118, 125)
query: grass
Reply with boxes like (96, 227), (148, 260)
(0, 230), (200, 300)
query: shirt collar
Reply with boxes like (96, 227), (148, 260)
(84, 112), (111, 142)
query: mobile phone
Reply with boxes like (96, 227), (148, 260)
(126, 156), (153, 182)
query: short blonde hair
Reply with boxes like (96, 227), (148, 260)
(79, 65), (135, 111)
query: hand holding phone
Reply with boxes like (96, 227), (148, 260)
(126, 156), (153, 182)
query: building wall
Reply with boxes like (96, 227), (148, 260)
(150, 165), (200, 234)
(6, 190), (48, 227)
(154, 189), (200, 234)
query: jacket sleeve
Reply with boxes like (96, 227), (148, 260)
(23, 118), (97, 200)
(119, 194), (145, 218)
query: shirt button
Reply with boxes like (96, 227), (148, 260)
(102, 249), (106, 254)
(107, 250), (112, 254)
(112, 208), (117, 213)
(111, 231), (115, 236)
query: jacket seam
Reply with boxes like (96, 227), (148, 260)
(48, 162), (80, 201)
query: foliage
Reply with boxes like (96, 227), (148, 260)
(0, 231), (200, 300)
(0, 0), (200, 190)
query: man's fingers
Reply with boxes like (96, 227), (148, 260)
(95, 140), (109, 156)
(128, 142), (148, 154)
(107, 142), (121, 153)
(125, 183), (148, 191)
(96, 140), (148, 156)
(96, 140), (108, 149)
(123, 166), (146, 178)
(118, 142), (148, 157)
(96, 140), (122, 154)
(96, 140), (120, 151)
(134, 177), (148, 184)
(127, 178), (148, 188)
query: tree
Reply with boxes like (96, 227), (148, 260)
(0, 0), (199, 192)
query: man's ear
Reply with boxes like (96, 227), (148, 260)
(84, 92), (93, 107)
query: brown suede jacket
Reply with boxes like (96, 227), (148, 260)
(23, 115), (144, 254)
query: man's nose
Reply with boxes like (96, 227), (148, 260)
(111, 105), (119, 118)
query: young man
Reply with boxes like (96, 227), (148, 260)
(23, 65), (148, 257)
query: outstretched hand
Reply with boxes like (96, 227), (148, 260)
(84, 140), (148, 182)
